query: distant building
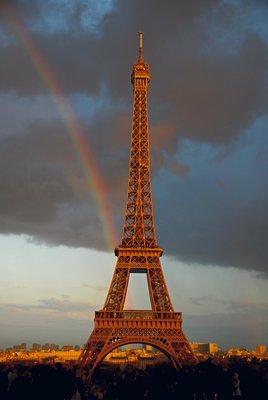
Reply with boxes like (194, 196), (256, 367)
(142, 344), (153, 351)
(62, 345), (74, 351)
(31, 343), (42, 351)
(191, 343), (209, 353)
(74, 345), (81, 351)
(209, 343), (221, 354)
(226, 348), (250, 357)
(191, 342), (220, 354)
(13, 343), (27, 351)
(21, 343), (27, 351)
(50, 344), (59, 351)
(41, 343), (59, 351)
(255, 345), (267, 355)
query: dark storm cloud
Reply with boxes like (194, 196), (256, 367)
(0, 33), (102, 95)
(154, 126), (268, 275)
(0, 119), (108, 249)
(1, 0), (267, 140)
(164, 32), (268, 143)
(0, 0), (268, 274)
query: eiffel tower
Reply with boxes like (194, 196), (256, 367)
(78, 33), (197, 380)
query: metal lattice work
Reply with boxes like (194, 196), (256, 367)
(78, 33), (197, 382)
(78, 309), (197, 382)
(121, 84), (156, 248)
(103, 248), (173, 312)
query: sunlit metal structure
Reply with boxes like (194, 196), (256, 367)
(78, 33), (197, 381)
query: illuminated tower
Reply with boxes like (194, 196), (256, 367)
(78, 33), (197, 381)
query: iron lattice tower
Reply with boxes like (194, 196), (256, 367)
(78, 33), (197, 380)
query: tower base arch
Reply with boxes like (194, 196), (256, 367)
(78, 310), (197, 383)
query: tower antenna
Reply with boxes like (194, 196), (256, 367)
(139, 31), (144, 63)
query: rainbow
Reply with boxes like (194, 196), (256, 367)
(1, 4), (119, 251)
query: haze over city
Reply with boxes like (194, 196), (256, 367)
(0, 0), (268, 352)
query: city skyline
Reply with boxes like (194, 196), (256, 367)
(0, 1), (268, 351)
(1, 340), (267, 356)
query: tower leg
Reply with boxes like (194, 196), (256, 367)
(103, 267), (130, 311)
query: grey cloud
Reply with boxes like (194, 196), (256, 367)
(168, 33), (268, 143)
(185, 289), (268, 349)
(0, 32), (102, 95)
(4, 296), (98, 313)
(0, 302), (93, 347)
(154, 139), (268, 275)
(84, 284), (107, 292)
(1, 0), (267, 143)
(256, 149), (268, 163)
(0, 0), (113, 37)
(189, 297), (268, 314)
(0, 91), (59, 136)
(254, 272), (268, 280)
(0, 0), (267, 274)
(184, 310), (268, 349)
(0, 119), (111, 249)
(189, 297), (211, 306)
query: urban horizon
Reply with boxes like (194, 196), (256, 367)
(1, 341), (267, 353)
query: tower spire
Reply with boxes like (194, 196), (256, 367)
(138, 31), (144, 63)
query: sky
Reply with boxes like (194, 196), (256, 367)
(0, 0), (267, 351)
